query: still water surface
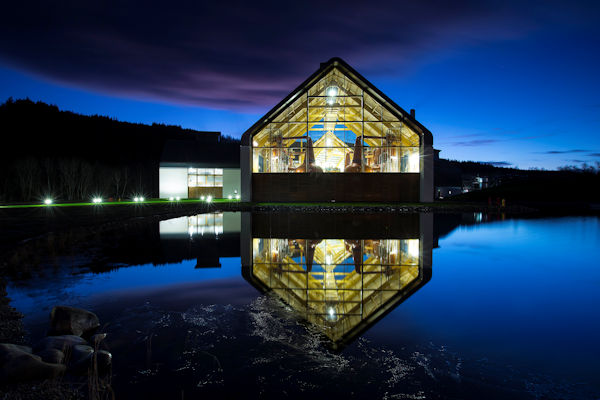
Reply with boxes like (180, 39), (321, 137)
(6, 213), (600, 399)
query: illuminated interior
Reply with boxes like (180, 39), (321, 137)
(187, 213), (223, 236)
(187, 168), (224, 198)
(252, 67), (420, 173)
(251, 237), (421, 343)
(188, 168), (223, 187)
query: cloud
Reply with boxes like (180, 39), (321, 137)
(540, 149), (588, 154)
(446, 139), (500, 146)
(1, 1), (592, 111)
(588, 153), (600, 157)
(479, 161), (513, 167)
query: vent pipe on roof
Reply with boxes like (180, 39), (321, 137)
(410, 109), (416, 118)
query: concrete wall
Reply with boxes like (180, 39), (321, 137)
(240, 146), (252, 201)
(223, 168), (241, 198)
(420, 144), (434, 202)
(159, 167), (188, 199)
(223, 212), (241, 234)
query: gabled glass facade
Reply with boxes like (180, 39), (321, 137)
(252, 67), (420, 174)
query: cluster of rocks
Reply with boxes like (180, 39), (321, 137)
(0, 306), (112, 383)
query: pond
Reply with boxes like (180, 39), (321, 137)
(5, 212), (600, 399)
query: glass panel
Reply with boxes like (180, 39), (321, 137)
(314, 146), (346, 172)
(214, 175), (223, 187)
(383, 147), (400, 172)
(198, 175), (208, 186)
(382, 108), (400, 122)
(274, 94), (307, 123)
(286, 138), (306, 172)
(363, 146), (382, 172)
(364, 122), (383, 139)
(400, 147), (420, 173)
(363, 93), (382, 121)
(384, 124), (403, 147)
(253, 148), (271, 173)
(401, 125), (420, 147)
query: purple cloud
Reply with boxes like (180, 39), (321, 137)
(0, 1), (596, 111)
(541, 149), (588, 154)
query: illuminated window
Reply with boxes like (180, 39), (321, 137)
(251, 68), (420, 173)
(188, 168), (223, 187)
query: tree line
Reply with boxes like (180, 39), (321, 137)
(4, 157), (149, 202)
(0, 98), (239, 202)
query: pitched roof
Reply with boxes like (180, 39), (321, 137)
(241, 57), (433, 146)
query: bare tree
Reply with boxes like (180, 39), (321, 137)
(14, 157), (40, 200)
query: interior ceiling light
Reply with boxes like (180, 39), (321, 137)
(326, 85), (338, 97)
(326, 84), (339, 106)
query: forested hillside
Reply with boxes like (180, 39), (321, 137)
(0, 98), (238, 202)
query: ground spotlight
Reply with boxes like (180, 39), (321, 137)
(175, 196), (181, 201)
(169, 197), (174, 201)
(44, 198), (53, 205)
(92, 197), (102, 204)
(228, 195), (232, 200)
(206, 195), (212, 203)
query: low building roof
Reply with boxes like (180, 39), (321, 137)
(160, 139), (240, 168)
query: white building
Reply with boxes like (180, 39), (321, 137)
(158, 136), (240, 199)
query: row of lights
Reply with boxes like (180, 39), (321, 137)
(42, 192), (241, 206)
(43, 197), (144, 205)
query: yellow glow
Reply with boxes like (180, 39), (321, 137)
(251, 67), (421, 174)
(251, 237), (422, 343)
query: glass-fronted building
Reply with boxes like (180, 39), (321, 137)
(241, 58), (434, 202)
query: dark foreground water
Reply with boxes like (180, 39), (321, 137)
(6, 213), (600, 399)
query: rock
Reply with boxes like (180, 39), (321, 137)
(36, 348), (65, 364)
(90, 333), (107, 346)
(49, 306), (100, 336)
(33, 335), (87, 353)
(68, 346), (112, 376)
(95, 350), (112, 376)
(0, 343), (32, 354)
(0, 343), (65, 383)
(70, 344), (94, 364)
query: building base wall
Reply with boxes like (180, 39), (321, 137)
(252, 173), (420, 202)
(159, 167), (188, 199)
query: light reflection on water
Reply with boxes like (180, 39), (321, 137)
(5, 213), (600, 399)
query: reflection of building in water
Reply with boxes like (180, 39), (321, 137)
(159, 213), (242, 239)
(242, 213), (432, 349)
(157, 212), (240, 268)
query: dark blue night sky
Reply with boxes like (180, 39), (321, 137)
(1, 1), (599, 169)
